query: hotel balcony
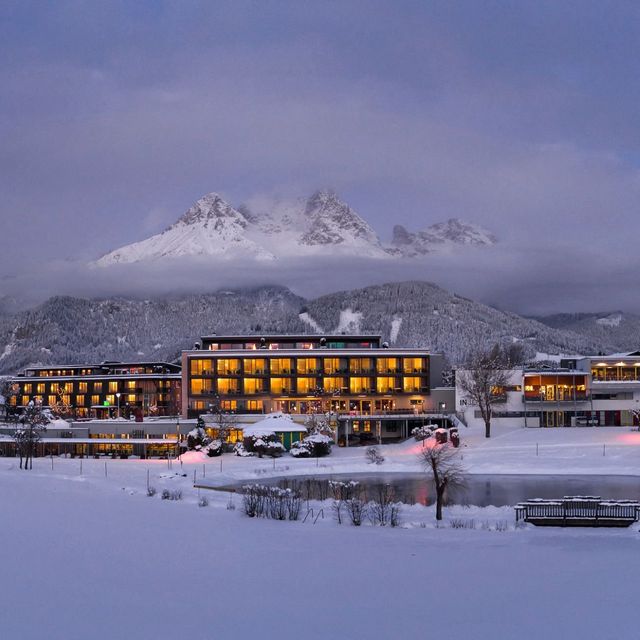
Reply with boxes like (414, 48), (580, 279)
(524, 393), (591, 403)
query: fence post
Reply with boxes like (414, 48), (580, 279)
(104, 461), (108, 478)
(536, 443), (539, 456)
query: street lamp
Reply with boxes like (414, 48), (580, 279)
(116, 392), (121, 420)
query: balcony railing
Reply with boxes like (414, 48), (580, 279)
(524, 393), (591, 403)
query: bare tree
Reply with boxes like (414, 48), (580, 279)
(15, 400), (49, 470)
(420, 443), (465, 521)
(632, 408), (640, 431)
(304, 412), (335, 438)
(457, 345), (512, 438)
(208, 407), (238, 451)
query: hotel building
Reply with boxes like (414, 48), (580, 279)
(8, 361), (182, 420)
(182, 334), (454, 441)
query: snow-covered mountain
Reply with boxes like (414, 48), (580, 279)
(391, 219), (497, 256)
(0, 281), (619, 375)
(94, 191), (496, 266)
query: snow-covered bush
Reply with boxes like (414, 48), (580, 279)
(290, 433), (332, 458)
(146, 486), (157, 497)
(186, 426), (209, 451)
(244, 432), (285, 458)
(204, 439), (224, 457)
(233, 442), (254, 457)
(411, 424), (437, 441)
(198, 496), (209, 508)
(161, 489), (182, 501)
(241, 484), (302, 520)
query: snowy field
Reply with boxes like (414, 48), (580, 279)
(2, 425), (640, 639)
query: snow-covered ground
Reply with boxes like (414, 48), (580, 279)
(2, 424), (640, 639)
(1, 454), (639, 640)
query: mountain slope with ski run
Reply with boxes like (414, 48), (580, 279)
(95, 191), (496, 266)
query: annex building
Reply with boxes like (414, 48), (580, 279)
(8, 361), (181, 419)
(456, 351), (640, 428)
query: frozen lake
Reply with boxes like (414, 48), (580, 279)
(237, 473), (640, 507)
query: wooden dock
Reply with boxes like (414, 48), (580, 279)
(515, 496), (640, 527)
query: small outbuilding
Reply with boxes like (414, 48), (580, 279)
(241, 413), (307, 450)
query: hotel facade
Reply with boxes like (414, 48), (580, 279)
(8, 361), (182, 420)
(182, 334), (454, 441)
(457, 352), (640, 429)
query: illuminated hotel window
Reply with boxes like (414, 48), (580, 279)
(76, 395), (85, 406)
(376, 358), (398, 374)
(191, 359), (213, 375)
(91, 395), (100, 406)
(48, 395), (56, 406)
(243, 378), (264, 395)
(63, 382), (73, 393)
(323, 358), (343, 374)
(61, 394), (71, 406)
(36, 383), (45, 394)
(190, 379), (212, 395)
(217, 378), (239, 394)
(108, 381), (118, 393)
(23, 384), (32, 394)
(127, 394), (136, 403)
(217, 359), (241, 375)
(22, 395), (30, 406)
(220, 400), (238, 411)
(78, 382), (88, 393)
(246, 400), (263, 412)
(106, 394), (115, 405)
(270, 358), (293, 374)
(296, 377), (317, 394)
(323, 377), (345, 392)
(94, 382), (103, 393)
(244, 358), (266, 375)
(376, 377), (396, 393)
(270, 378), (289, 394)
(349, 358), (372, 374)
(402, 377), (422, 392)
(126, 381), (136, 390)
(403, 357), (425, 373)
(297, 358), (319, 374)
(350, 377), (372, 394)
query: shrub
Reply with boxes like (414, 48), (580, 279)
(366, 446), (384, 465)
(241, 484), (302, 520)
(411, 425), (437, 441)
(198, 496), (209, 507)
(146, 486), (157, 497)
(161, 489), (182, 501)
(186, 426), (209, 451)
(244, 433), (285, 458)
(234, 442), (254, 457)
(204, 439), (224, 457)
(290, 433), (332, 458)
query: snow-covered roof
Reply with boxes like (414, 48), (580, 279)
(241, 412), (307, 435)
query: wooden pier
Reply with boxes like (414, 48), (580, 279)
(515, 496), (640, 527)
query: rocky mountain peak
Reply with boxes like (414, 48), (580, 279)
(177, 193), (248, 229)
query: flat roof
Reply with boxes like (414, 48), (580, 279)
(185, 348), (436, 356)
(19, 361), (181, 372)
(199, 334), (382, 340)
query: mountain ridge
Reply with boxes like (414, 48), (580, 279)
(0, 281), (624, 375)
(94, 191), (497, 266)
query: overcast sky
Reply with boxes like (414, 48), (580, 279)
(1, 1), (639, 314)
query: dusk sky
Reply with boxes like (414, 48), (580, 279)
(1, 1), (639, 313)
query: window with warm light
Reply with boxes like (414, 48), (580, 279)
(376, 358), (398, 373)
(323, 358), (343, 374)
(127, 394), (136, 403)
(243, 378), (264, 395)
(296, 377), (316, 394)
(244, 358), (266, 375)
(91, 395), (100, 406)
(297, 358), (319, 374)
(403, 357), (425, 373)
(191, 359), (213, 375)
(376, 377), (396, 393)
(108, 381), (118, 393)
(78, 382), (88, 393)
(349, 358), (372, 374)
(217, 359), (241, 375)
(217, 378), (239, 394)
(270, 378), (289, 394)
(190, 379), (212, 395)
(36, 383), (45, 394)
(270, 358), (293, 374)
(76, 395), (85, 406)
(402, 377), (421, 392)
(323, 377), (345, 392)
(350, 377), (371, 394)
